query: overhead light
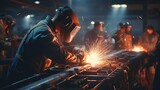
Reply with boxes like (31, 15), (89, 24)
(30, 14), (35, 17)
(100, 21), (104, 24)
(91, 21), (95, 24)
(34, 1), (40, 4)
(112, 4), (121, 8)
(26, 15), (31, 19)
(25, 14), (34, 19)
(112, 4), (127, 8)
(121, 4), (127, 8)
(55, 9), (58, 12)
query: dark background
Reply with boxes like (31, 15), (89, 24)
(0, 0), (160, 43)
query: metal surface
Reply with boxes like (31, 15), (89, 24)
(1, 50), (147, 90)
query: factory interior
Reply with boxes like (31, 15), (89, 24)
(0, 0), (160, 90)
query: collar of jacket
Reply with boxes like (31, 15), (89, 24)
(45, 16), (56, 33)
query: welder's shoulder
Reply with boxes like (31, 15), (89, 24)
(32, 24), (54, 42)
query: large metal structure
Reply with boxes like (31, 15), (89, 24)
(1, 51), (147, 90)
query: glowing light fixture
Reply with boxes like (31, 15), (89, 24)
(112, 4), (121, 8)
(26, 15), (31, 19)
(112, 4), (127, 8)
(25, 14), (34, 19)
(91, 21), (95, 24)
(121, 4), (127, 8)
(35, 1), (40, 4)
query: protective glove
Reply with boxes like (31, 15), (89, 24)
(73, 47), (87, 65)
(44, 58), (52, 70)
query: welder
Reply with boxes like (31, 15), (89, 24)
(0, 15), (15, 84)
(113, 22), (126, 50)
(138, 25), (159, 53)
(0, 15), (16, 59)
(123, 22), (134, 50)
(84, 21), (110, 50)
(7, 6), (87, 84)
(138, 25), (159, 90)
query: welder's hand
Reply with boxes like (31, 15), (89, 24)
(44, 58), (52, 70)
(74, 48), (87, 65)
(79, 50), (88, 65)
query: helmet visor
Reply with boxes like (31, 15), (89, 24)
(64, 23), (81, 43)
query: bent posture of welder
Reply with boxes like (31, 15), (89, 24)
(139, 25), (159, 53)
(138, 25), (159, 90)
(123, 22), (134, 50)
(7, 6), (86, 84)
(84, 21), (110, 49)
(113, 22), (126, 50)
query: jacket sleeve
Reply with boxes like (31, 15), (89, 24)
(45, 42), (83, 64)
(37, 27), (83, 65)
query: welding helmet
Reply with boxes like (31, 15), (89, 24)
(56, 6), (81, 43)
(2, 15), (16, 33)
(94, 21), (105, 31)
(119, 22), (125, 28)
(125, 22), (132, 33)
(125, 22), (132, 27)
(93, 21), (105, 39)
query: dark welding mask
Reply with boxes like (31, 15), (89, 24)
(94, 21), (105, 36)
(3, 15), (16, 33)
(56, 6), (81, 43)
(125, 22), (132, 33)
(94, 21), (104, 31)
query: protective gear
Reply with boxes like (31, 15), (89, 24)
(85, 21), (106, 41)
(119, 22), (125, 28)
(123, 22), (133, 50)
(2, 15), (16, 33)
(125, 22), (132, 33)
(113, 22), (134, 50)
(123, 33), (133, 50)
(44, 58), (52, 70)
(7, 9), (82, 84)
(93, 21), (106, 39)
(0, 15), (15, 58)
(94, 21), (105, 31)
(2, 15), (15, 26)
(73, 47), (87, 65)
(113, 25), (126, 50)
(84, 21), (112, 50)
(125, 22), (131, 27)
(56, 6), (81, 43)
